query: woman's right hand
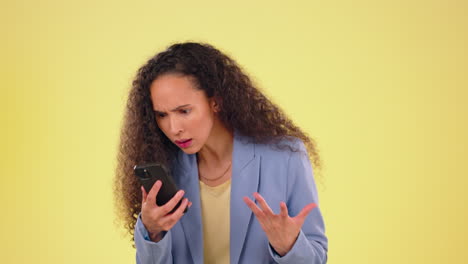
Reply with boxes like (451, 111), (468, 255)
(140, 180), (191, 242)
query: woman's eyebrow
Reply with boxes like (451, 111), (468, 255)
(154, 104), (191, 113)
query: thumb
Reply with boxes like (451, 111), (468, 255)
(295, 203), (317, 221)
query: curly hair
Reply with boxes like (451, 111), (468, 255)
(113, 42), (322, 246)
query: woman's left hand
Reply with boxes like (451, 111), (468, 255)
(243, 192), (317, 256)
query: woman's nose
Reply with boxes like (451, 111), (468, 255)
(169, 116), (183, 135)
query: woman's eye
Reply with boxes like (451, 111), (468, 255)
(180, 109), (191, 114)
(156, 112), (166, 118)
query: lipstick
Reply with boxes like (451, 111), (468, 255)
(175, 139), (192, 148)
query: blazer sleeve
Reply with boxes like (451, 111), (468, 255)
(134, 213), (173, 264)
(268, 142), (328, 264)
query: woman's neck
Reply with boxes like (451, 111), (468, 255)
(197, 121), (233, 166)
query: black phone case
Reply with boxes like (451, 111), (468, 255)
(134, 163), (187, 214)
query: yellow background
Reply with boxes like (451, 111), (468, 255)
(1, 0), (467, 263)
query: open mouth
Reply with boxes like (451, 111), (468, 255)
(175, 139), (192, 148)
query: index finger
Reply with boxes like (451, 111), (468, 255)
(160, 190), (185, 215)
(146, 180), (162, 206)
(295, 203), (317, 220)
(141, 186), (147, 203)
(243, 196), (265, 218)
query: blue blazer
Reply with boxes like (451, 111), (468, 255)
(134, 133), (328, 263)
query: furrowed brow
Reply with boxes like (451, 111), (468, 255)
(153, 104), (191, 113)
(170, 104), (191, 111)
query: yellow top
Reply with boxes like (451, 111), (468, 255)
(199, 179), (231, 264)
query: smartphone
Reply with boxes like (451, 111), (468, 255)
(134, 163), (188, 214)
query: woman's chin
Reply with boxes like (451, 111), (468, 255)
(179, 145), (199, 155)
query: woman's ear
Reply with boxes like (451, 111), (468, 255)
(210, 97), (221, 112)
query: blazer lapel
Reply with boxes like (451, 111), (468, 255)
(177, 154), (204, 264)
(230, 134), (260, 264)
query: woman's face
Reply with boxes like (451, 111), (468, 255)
(149, 73), (217, 154)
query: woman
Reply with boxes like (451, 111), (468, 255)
(114, 42), (328, 263)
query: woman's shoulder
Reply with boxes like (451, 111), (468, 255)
(252, 136), (308, 158)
